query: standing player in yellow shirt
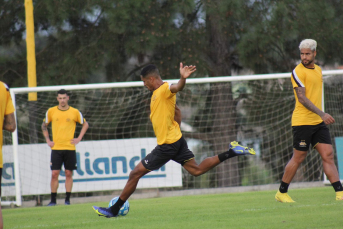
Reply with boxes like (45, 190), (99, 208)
(0, 81), (16, 229)
(42, 89), (89, 206)
(93, 63), (255, 218)
(275, 39), (343, 202)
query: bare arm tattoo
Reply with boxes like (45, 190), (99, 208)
(3, 113), (16, 132)
(41, 122), (51, 141)
(295, 87), (325, 117)
(41, 122), (48, 132)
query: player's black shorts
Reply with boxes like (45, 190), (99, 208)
(141, 136), (195, 171)
(50, 150), (77, 171)
(292, 122), (332, 151)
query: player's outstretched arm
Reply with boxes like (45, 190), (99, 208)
(3, 113), (16, 132)
(170, 62), (196, 93)
(71, 120), (89, 145)
(41, 122), (54, 148)
(295, 87), (335, 125)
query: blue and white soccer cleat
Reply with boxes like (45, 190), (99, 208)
(47, 202), (56, 207)
(65, 200), (70, 205)
(229, 141), (256, 156)
(92, 206), (117, 218)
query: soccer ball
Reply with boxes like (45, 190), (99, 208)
(108, 196), (130, 216)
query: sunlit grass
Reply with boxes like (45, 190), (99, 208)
(4, 186), (342, 229)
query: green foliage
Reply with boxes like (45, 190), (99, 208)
(0, 0), (26, 46)
(240, 158), (274, 186)
(0, 0), (248, 87)
(1, 0), (343, 87)
(238, 0), (343, 73)
(0, 1), (27, 87)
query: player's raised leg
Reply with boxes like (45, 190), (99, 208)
(184, 141), (255, 176)
(92, 162), (150, 217)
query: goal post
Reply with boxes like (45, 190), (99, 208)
(4, 70), (343, 207)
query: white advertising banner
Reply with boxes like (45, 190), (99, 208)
(2, 138), (182, 196)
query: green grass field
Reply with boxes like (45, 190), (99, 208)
(4, 186), (342, 229)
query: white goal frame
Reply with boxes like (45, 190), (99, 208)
(6, 69), (343, 206)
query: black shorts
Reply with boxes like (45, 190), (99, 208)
(51, 150), (77, 171)
(141, 136), (195, 171)
(292, 122), (332, 151)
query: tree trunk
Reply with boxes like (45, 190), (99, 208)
(207, 7), (240, 187)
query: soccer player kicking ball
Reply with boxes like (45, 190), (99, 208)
(93, 63), (255, 217)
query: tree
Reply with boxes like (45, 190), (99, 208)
(0, 0), (26, 87)
(238, 0), (343, 74)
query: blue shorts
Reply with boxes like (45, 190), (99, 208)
(141, 136), (195, 171)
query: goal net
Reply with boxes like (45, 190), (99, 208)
(3, 70), (343, 206)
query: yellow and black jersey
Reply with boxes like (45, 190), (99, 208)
(150, 82), (182, 145)
(44, 106), (85, 150)
(0, 82), (15, 168)
(291, 63), (323, 126)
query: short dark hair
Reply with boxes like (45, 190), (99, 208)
(57, 89), (68, 95)
(140, 64), (160, 78)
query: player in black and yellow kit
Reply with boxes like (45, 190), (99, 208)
(93, 63), (256, 218)
(0, 81), (16, 229)
(42, 89), (89, 206)
(275, 39), (343, 202)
